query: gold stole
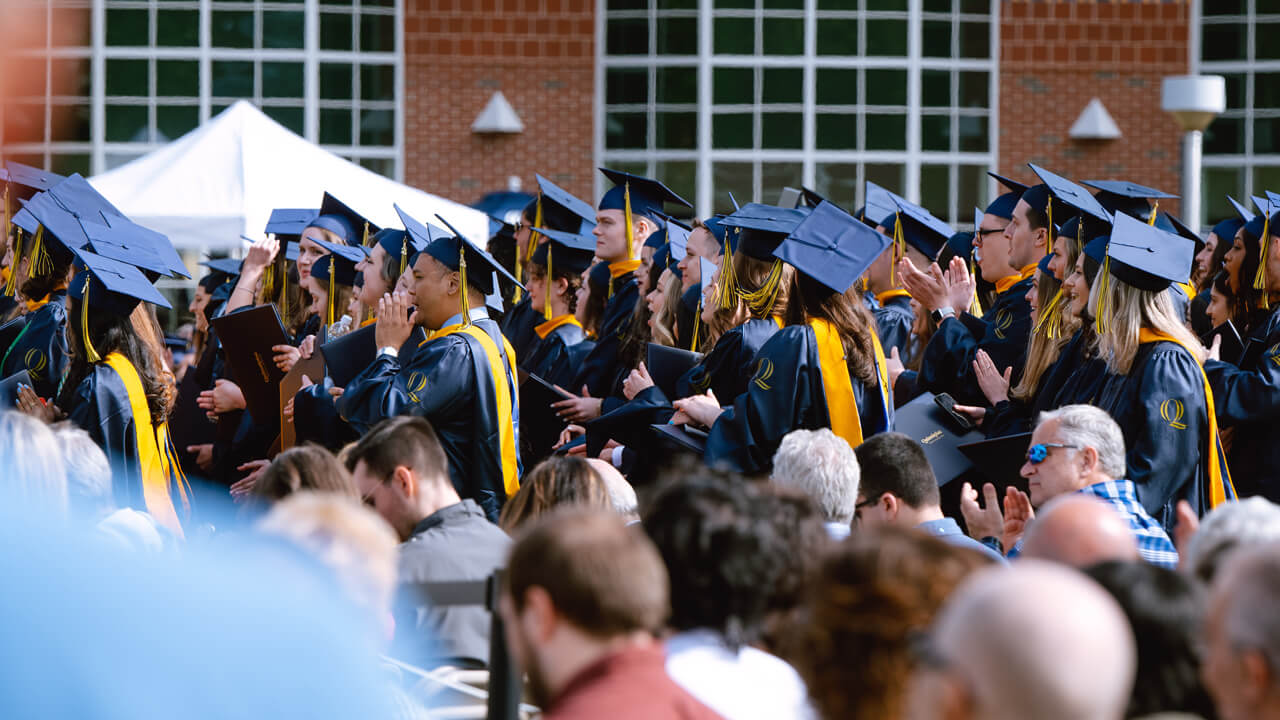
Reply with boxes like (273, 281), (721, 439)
(811, 318), (890, 449)
(535, 314), (581, 340)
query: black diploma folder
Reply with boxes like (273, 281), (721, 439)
(646, 343), (703, 398)
(210, 305), (291, 426)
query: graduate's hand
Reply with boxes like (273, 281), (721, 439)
(942, 255), (976, 312)
(272, 344), (301, 373)
(328, 386), (344, 399)
(959, 482), (1004, 544)
(186, 443), (214, 472)
(671, 389), (721, 428)
(230, 459), (270, 503)
(886, 346), (906, 388)
(243, 236), (279, 275)
(375, 292), (416, 350)
(597, 440), (620, 462)
(622, 362), (655, 401)
(298, 334), (316, 360)
(1206, 334), (1222, 363)
(896, 257), (948, 312)
(1002, 487), (1034, 551)
(1173, 499), (1200, 559)
(15, 382), (56, 423)
(207, 379), (246, 414)
(972, 349), (1012, 405)
(952, 403), (987, 426)
(554, 424), (585, 450)
(553, 385), (602, 423)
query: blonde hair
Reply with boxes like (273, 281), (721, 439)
(649, 269), (682, 347)
(1091, 276), (1201, 375)
(1013, 272), (1079, 402)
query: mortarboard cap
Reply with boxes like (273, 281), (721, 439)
(529, 227), (596, 276)
(370, 228), (419, 277)
(535, 173), (597, 233)
(718, 203), (811, 261)
(1105, 212), (1195, 291)
(1037, 252), (1053, 276)
(946, 230), (975, 261)
(310, 236), (369, 265)
(989, 171), (1030, 196)
(98, 213), (190, 279)
(164, 335), (187, 352)
(12, 192), (91, 268)
(306, 193), (379, 247)
(1211, 216), (1245, 244)
(666, 216), (692, 262)
(1085, 179), (1177, 226)
(864, 181), (911, 231)
(984, 192), (1021, 220)
(1227, 195), (1255, 223)
(5, 162), (65, 201)
(774, 200), (892, 295)
(68, 248), (171, 317)
(643, 224), (668, 251)
(701, 215), (728, 246)
(82, 219), (174, 280)
(201, 257), (243, 277)
(425, 213), (523, 295)
(265, 208), (319, 239)
(654, 243), (679, 278)
(487, 215), (517, 243)
(699, 256), (717, 297)
(892, 197), (953, 258)
(1164, 212), (1206, 253)
(394, 204), (452, 254)
(311, 253), (358, 288)
(1027, 165), (1113, 227)
(598, 168), (692, 224)
(956, 432), (1033, 488)
(1082, 235), (1108, 284)
(1243, 213), (1267, 243)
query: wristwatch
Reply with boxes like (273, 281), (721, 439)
(931, 306), (956, 324)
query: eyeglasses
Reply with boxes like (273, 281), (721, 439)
(1025, 442), (1080, 464)
(852, 496), (878, 522)
(975, 227), (1006, 237)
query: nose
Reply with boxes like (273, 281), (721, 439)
(1020, 461), (1035, 479)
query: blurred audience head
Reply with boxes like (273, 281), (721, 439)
(1185, 497), (1280, 584)
(771, 428), (860, 530)
(52, 422), (113, 521)
(343, 416), (453, 541)
(586, 458), (638, 522)
(1201, 543), (1280, 720)
(501, 509), (668, 708)
(852, 432), (942, 528)
(909, 561), (1136, 720)
(1084, 561), (1215, 719)
(0, 410), (67, 518)
(252, 445), (357, 506)
(1022, 405), (1126, 507)
(499, 455), (612, 532)
(1020, 494), (1140, 568)
(758, 485), (832, 657)
(795, 526), (994, 720)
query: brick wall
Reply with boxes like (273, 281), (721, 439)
(998, 0), (1191, 216)
(403, 0), (596, 207)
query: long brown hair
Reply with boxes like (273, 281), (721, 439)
(708, 253), (794, 343)
(498, 455), (611, 532)
(252, 445), (358, 503)
(60, 299), (175, 426)
(792, 272), (878, 385)
(258, 253), (310, 336)
(1012, 271), (1076, 402)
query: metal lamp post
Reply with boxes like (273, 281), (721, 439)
(1161, 76), (1226, 228)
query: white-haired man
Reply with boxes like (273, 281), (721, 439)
(771, 428), (859, 540)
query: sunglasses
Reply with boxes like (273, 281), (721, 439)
(1025, 442), (1080, 464)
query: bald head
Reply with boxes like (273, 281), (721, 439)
(1021, 495), (1139, 568)
(932, 562), (1136, 720)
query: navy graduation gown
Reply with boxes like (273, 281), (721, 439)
(339, 317), (520, 521)
(1206, 306), (1280, 501)
(872, 292), (915, 365)
(572, 273), (639, 397)
(0, 291), (69, 399)
(292, 376), (359, 451)
(677, 284), (700, 351)
(920, 275), (1033, 406)
(522, 320), (590, 390)
(704, 323), (890, 474)
(1189, 287), (1212, 338)
(981, 328), (1104, 438)
(66, 364), (150, 512)
(500, 297), (542, 364)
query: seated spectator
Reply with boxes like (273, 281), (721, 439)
(1021, 495), (1142, 568)
(771, 428), (859, 540)
(794, 525), (994, 720)
(345, 416), (510, 668)
(1183, 497), (1280, 583)
(1201, 543), (1280, 720)
(1084, 561), (1216, 719)
(54, 422), (167, 551)
(643, 467), (813, 720)
(251, 445), (359, 506)
(0, 410), (67, 517)
(499, 455), (613, 532)
(586, 458), (639, 523)
(758, 485), (832, 659)
(853, 432), (1004, 563)
(500, 509), (718, 720)
(908, 561), (1136, 720)
(962, 404), (1177, 567)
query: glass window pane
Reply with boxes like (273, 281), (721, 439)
(157, 105), (199, 140)
(212, 61), (253, 98)
(157, 60), (198, 97)
(265, 106), (305, 136)
(713, 67), (753, 104)
(818, 0), (858, 8)
(4, 102), (44, 144)
(1202, 167), (1242, 226)
(320, 108), (353, 145)
(1203, 0), (1244, 12)
(263, 62), (304, 98)
(606, 112), (648, 149)
(764, 0), (803, 8)
(866, 113), (906, 150)
(816, 68), (857, 105)
(816, 18), (858, 56)
(106, 104), (148, 142)
(761, 112), (802, 148)
(866, 19), (907, 56)
(761, 163), (803, 200)
(358, 157), (395, 178)
(264, 11), (305, 49)
(1253, 167), (1280, 198)
(762, 17), (804, 55)
(608, 0), (646, 8)
(960, 0), (989, 12)
(959, 21), (990, 59)
(321, 12), (353, 51)
(957, 165), (986, 225)
(924, 0), (951, 11)
(867, 0), (908, 10)
(922, 20), (951, 58)
(656, 112), (697, 149)
(816, 114), (857, 150)
(157, 10), (198, 47)
(1201, 24), (1247, 62)
(1204, 117), (1244, 155)
(815, 163), (858, 207)
(657, 16), (697, 54)
(106, 8), (148, 47)
(656, 67), (697, 104)
(1259, 23), (1280, 60)
(50, 154), (90, 177)
(105, 59), (147, 97)
(922, 69), (950, 108)
(50, 58), (91, 98)
(1255, 118), (1280, 155)
(1224, 73), (1246, 109)
(654, 161), (696, 210)
(607, 18), (649, 55)
(359, 108), (395, 145)
(361, 64), (395, 102)
(958, 71), (988, 108)
(1259, 75), (1280, 109)
(713, 112), (753, 148)
(762, 68), (802, 104)
(50, 103), (91, 143)
(712, 162), (754, 215)
(360, 13), (395, 53)
(958, 115), (988, 152)
(920, 165), (950, 218)
(608, 68), (649, 105)
(921, 114), (950, 151)
(659, 0), (697, 8)
(865, 69), (907, 106)
(714, 17), (754, 54)
(320, 63), (353, 100)
(212, 11), (255, 48)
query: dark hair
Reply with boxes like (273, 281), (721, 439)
(1231, 225), (1268, 330)
(1199, 229), (1235, 293)
(616, 258), (665, 372)
(579, 263), (610, 338)
(253, 445), (358, 503)
(793, 526), (994, 720)
(60, 299), (174, 427)
(641, 463), (792, 649)
(506, 509), (669, 637)
(1025, 203), (1050, 233)
(262, 254), (309, 337)
(18, 237), (73, 302)
(527, 262), (583, 315)
(378, 243), (406, 292)
(790, 273), (878, 385)
(342, 416), (449, 486)
(498, 455), (610, 532)
(1212, 269), (1235, 315)
(1083, 561), (1216, 719)
(757, 485), (831, 659)
(854, 432), (940, 509)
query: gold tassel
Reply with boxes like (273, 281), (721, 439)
(718, 231), (739, 310)
(81, 275), (100, 363)
(543, 248), (554, 321)
(1095, 253), (1112, 335)
(327, 261), (336, 327)
(362, 221), (371, 248)
(691, 301), (702, 353)
(399, 236), (408, 277)
(1035, 288), (1064, 339)
(892, 214), (905, 281)
(29, 226), (51, 277)
(515, 197), (543, 304)
(458, 245), (471, 327)
(623, 181), (635, 261)
(6, 228), (22, 297)
(261, 263), (275, 305)
(737, 259), (784, 317)
(1149, 201), (1159, 225)
(1046, 199), (1054, 250)
(280, 264), (289, 323)
(1256, 206), (1271, 309)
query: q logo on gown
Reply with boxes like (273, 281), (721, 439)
(407, 371), (428, 403)
(752, 358), (774, 391)
(24, 349), (46, 380)
(1160, 399), (1187, 430)
(993, 309), (1013, 340)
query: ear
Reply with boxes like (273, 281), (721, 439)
(392, 465), (415, 499)
(446, 270), (461, 295)
(635, 216), (655, 239)
(554, 276), (570, 299)
(1079, 446), (1099, 475)
(522, 586), (558, 644)
(879, 492), (899, 520)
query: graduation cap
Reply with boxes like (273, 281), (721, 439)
(1083, 179), (1177, 225)
(1103, 212), (1195, 292)
(198, 257), (241, 292)
(643, 223), (669, 251)
(718, 203), (811, 261)
(1082, 235), (1108, 284)
(487, 216), (517, 243)
(956, 432), (1033, 488)
(264, 208), (319, 262)
(598, 168), (692, 225)
(82, 219), (175, 280)
(67, 249), (170, 363)
(529, 227), (596, 276)
(654, 243), (680, 278)
(5, 161), (65, 201)
(534, 173), (597, 233)
(1252, 195), (1273, 217)
(10, 191), (93, 283)
(368, 227), (418, 278)
(426, 213), (524, 298)
(666, 216), (692, 262)
(311, 253), (358, 326)
(1227, 195), (1255, 223)
(164, 335), (187, 352)
(989, 171), (1030, 196)
(310, 236), (369, 265)
(984, 172), (1030, 220)
(307, 193), (380, 247)
(945, 230), (975, 261)
(394, 204), (451, 266)
(892, 196), (953, 259)
(1211, 216), (1245, 244)
(1164, 212), (1206, 253)
(1027, 164), (1112, 228)
(774, 200), (892, 295)
(864, 181), (910, 229)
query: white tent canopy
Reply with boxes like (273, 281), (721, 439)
(89, 100), (487, 250)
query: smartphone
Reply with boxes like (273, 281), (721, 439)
(934, 392), (975, 432)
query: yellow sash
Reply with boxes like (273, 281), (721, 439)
(875, 289), (912, 305)
(810, 319), (890, 449)
(1137, 330), (1236, 508)
(535, 314), (581, 340)
(993, 263), (1037, 295)
(608, 259), (641, 278)
(1176, 280), (1197, 302)
(104, 353), (189, 536)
